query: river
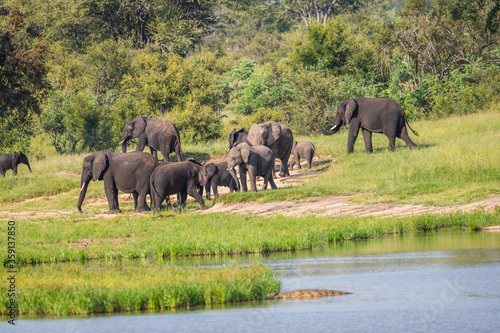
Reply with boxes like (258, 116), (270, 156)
(5, 230), (500, 332)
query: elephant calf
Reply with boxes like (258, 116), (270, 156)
(0, 152), (32, 177)
(150, 159), (211, 213)
(204, 162), (239, 199)
(77, 150), (158, 213)
(290, 141), (315, 170)
(228, 142), (277, 192)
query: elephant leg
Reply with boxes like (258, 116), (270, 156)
(179, 190), (188, 210)
(296, 154), (302, 170)
(279, 154), (291, 177)
(248, 167), (258, 192)
(205, 183), (211, 200)
(104, 179), (120, 214)
(306, 155), (313, 169)
(188, 183), (208, 210)
(268, 170), (278, 189)
(174, 143), (182, 162)
(132, 192), (139, 210)
(347, 125), (361, 154)
(362, 129), (373, 153)
(387, 134), (396, 152)
(399, 127), (417, 149)
(134, 192), (149, 212)
(239, 166), (248, 192)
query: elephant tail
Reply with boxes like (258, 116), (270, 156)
(150, 176), (162, 215)
(404, 115), (419, 137)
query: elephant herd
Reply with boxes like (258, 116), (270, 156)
(2, 97), (418, 215)
(77, 119), (314, 215)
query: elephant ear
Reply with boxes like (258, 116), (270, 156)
(132, 117), (148, 138)
(229, 129), (236, 147)
(92, 151), (108, 181)
(266, 122), (281, 146)
(345, 99), (358, 125)
(240, 143), (251, 164)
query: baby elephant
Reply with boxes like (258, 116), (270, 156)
(0, 152), (32, 177)
(228, 142), (277, 192)
(150, 159), (211, 213)
(290, 140), (315, 170)
(204, 162), (239, 199)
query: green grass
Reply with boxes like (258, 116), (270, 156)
(1, 210), (498, 265)
(1, 110), (498, 207)
(222, 111), (500, 205)
(0, 262), (281, 315)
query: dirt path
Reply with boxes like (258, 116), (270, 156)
(206, 156), (500, 218)
(2, 156), (498, 220)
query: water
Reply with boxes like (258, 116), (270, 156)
(5, 230), (500, 332)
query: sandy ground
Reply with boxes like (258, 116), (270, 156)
(2, 155), (498, 220)
(205, 155), (500, 218)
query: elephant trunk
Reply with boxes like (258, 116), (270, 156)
(77, 180), (90, 213)
(317, 122), (341, 136)
(26, 161), (32, 173)
(121, 140), (127, 153)
(228, 167), (240, 192)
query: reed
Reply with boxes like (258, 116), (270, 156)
(0, 262), (281, 315)
(1, 210), (498, 265)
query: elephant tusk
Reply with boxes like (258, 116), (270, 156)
(119, 140), (125, 145)
(80, 183), (86, 192)
(329, 125), (338, 131)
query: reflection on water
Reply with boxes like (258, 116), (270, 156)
(5, 230), (500, 333)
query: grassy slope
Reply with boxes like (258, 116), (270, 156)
(1, 110), (498, 208)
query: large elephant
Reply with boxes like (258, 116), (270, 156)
(290, 140), (315, 170)
(0, 152), (32, 177)
(77, 150), (158, 213)
(247, 121), (293, 177)
(150, 159), (212, 213)
(120, 117), (182, 162)
(228, 128), (250, 150)
(203, 162), (238, 199)
(228, 142), (277, 192)
(317, 97), (418, 153)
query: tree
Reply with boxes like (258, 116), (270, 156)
(262, 0), (360, 26)
(0, 9), (50, 150)
(396, 0), (500, 80)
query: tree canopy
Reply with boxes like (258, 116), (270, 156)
(0, 0), (498, 153)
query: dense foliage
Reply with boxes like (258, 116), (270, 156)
(0, 0), (499, 153)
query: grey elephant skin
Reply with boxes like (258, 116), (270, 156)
(247, 121), (293, 177)
(120, 117), (182, 162)
(77, 150), (158, 213)
(228, 142), (277, 192)
(150, 159), (210, 213)
(291, 141), (315, 170)
(0, 152), (32, 177)
(317, 97), (418, 153)
(203, 162), (238, 199)
(228, 128), (250, 149)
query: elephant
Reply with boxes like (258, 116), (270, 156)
(77, 150), (158, 213)
(228, 128), (250, 150)
(149, 159), (213, 213)
(120, 117), (182, 162)
(247, 121), (293, 177)
(290, 141), (315, 170)
(317, 97), (418, 153)
(203, 162), (238, 199)
(228, 142), (277, 192)
(0, 152), (32, 177)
